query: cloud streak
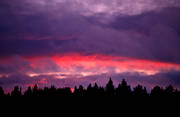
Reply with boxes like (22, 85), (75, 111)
(1, 54), (180, 79)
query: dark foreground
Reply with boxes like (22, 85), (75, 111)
(0, 79), (179, 115)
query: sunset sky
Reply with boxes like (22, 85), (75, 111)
(1, 0), (180, 92)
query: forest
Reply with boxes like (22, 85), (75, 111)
(0, 78), (180, 98)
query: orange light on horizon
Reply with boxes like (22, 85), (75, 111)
(52, 54), (180, 75)
(2, 53), (180, 78)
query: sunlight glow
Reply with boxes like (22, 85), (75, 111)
(23, 54), (180, 79)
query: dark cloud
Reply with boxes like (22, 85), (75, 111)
(0, 6), (180, 64)
(84, 7), (180, 63)
(0, 39), (63, 57)
(108, 7), (180, 33)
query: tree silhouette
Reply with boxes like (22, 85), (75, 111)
(0, 86), (4, 97)
(32, 84), (39, 96)
(11, 86), (22, 97)
(87, 84), (93, 96)
(49, 86), (57, 96)
(164, 85), (174, 97)
(24, 86), (32, 97)
(116, 79), (131, 97)
(106, 78), (115, 96)
(99, 87), (105, 97)
(0, 78), (180, 98)
(57, 87), (71, 97)
(151, 86), (164, 97)
(133, 85), (148, 97)
(74, 85), (84, 96)
(93, 83), (99, 96)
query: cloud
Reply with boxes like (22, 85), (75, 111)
(1, 54), (180, 81)
(2, 0), (180, 16)
(1, 4), (180, 63)
(1, 0), (180, 91)
(0, 73), (93, 92)
(85, 70), (180, 90)
(1, 69), (180, 93)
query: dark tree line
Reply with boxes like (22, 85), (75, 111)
(0, 78), (180, 98)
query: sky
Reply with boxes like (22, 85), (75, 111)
(1, 0), (180, 92)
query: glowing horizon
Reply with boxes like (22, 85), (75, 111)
(1, 53), (179, 79)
